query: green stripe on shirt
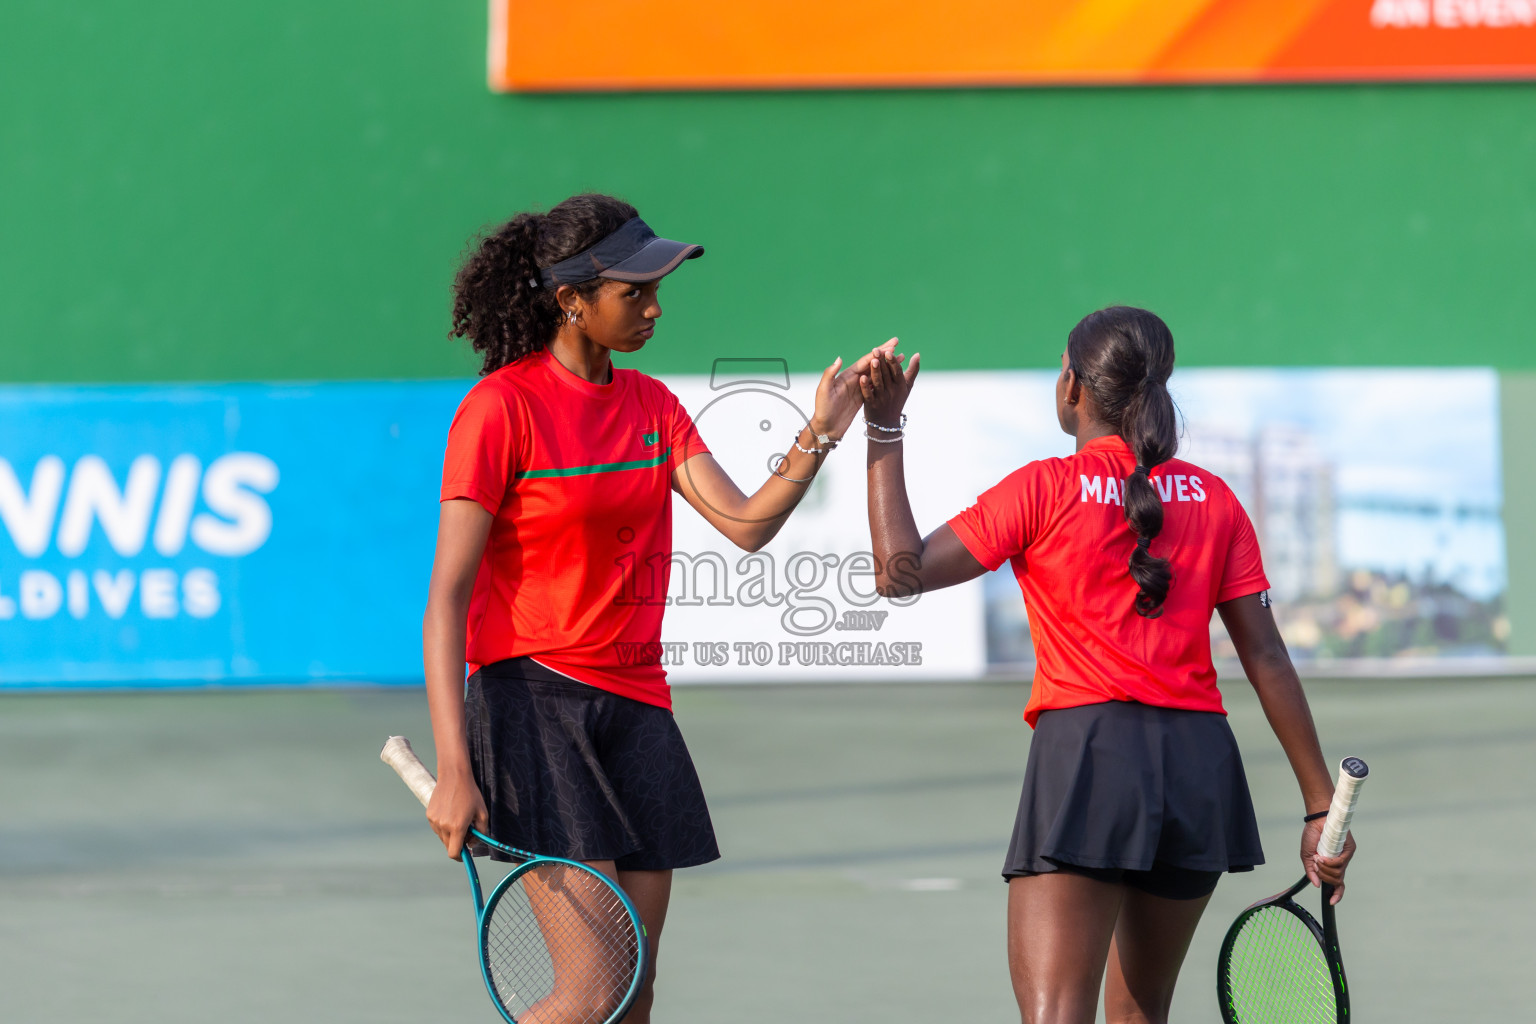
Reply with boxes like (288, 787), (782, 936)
(514, 447), (671, 480)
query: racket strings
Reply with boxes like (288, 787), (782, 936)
(1224, 905), (1336, 1024)
(483, 863), (641, 1024)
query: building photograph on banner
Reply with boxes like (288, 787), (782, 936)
(977, 369), (1508, 674)
(490, 0), (1536, 91)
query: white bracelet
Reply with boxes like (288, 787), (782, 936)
(864, 414), (907, 433)
(865, 429), (904, 443)
(793, 439), (828, 456)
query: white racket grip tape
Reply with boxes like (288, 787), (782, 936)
(1316, 756), (1368, 858)
(380, 735), (439, 808)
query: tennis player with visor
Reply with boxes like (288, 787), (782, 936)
(422, 193), (892, 1024)
(858, 307), (1358, 1024)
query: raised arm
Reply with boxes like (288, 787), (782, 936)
(421, 498), (494, 858)
(1218, 592), (1357, 901)
(861, 348), (987, 598)
(673, 341), (897, 552)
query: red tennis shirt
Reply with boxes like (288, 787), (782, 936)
(440, 349), (709, 709)
(948, 434), (1269, 726)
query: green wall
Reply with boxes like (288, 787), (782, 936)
(3, 2), (1535, 383)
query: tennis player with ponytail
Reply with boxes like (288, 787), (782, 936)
(422, 193), (887, 1023)
(860, 307), (1357, 1024)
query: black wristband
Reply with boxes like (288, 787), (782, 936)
(1303, 810), (1329, 822)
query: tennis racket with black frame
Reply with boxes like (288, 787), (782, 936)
(380, 735), (647, 1024)
(1216, 755), (1368, 1024)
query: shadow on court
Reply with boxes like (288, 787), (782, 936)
(1, 678), (1530, 1023)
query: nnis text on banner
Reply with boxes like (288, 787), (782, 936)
(0, 451), (275, 622)
(0, 384), (461, 685)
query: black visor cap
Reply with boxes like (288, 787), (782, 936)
(539, 217), (703, 288)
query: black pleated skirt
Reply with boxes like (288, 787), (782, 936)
(1003, 700), (1264, 879)
(465, 657), (720, 872)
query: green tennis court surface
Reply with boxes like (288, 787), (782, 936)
(2, 678), (1530, 1023)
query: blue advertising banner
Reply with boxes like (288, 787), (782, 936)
(0, 383), (465, 687)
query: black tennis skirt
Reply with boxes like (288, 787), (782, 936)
(1003, 700), (1264, 880)
(465, 657), (720, 872)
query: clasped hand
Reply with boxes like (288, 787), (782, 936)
(859, 343), (920, 430)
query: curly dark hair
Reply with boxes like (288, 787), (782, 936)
(450, 193), (639, 375)
(1067, 306), (1179, 619)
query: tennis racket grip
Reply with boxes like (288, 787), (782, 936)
(1316, 756), (1368, 858)
(380, 735), (438, 808)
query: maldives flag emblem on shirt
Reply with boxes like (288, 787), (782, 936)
(641, 431), (660, 447)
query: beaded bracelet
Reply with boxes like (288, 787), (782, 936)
(1303, 810), (1330, 822)
(865, 414), (907, 433)
(865, 429), (904, 443)
(792, 423), (841, 457)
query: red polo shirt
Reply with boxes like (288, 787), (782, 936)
(440, 350), (709, 709)
(948, 435), (1268, 726)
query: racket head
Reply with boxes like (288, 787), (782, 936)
(477, 855), (646, 1024)
(1217, 879), (1346, 1024)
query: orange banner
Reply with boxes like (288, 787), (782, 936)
(488, 0), (1536, 92)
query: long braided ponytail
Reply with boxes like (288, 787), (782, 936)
(1066, 306), (1179, 618)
